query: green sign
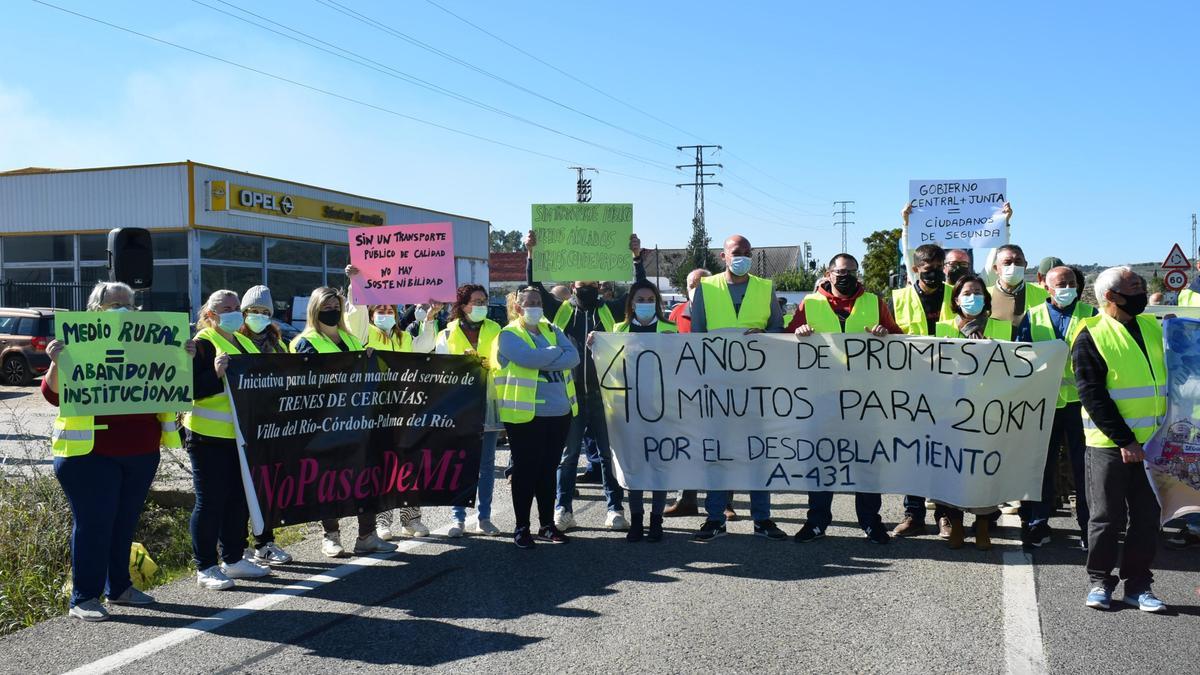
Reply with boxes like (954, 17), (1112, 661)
(55, 312), (193, 417)
(531, 203), (633, 282)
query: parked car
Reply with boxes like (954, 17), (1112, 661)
(0, 308), (58, 386)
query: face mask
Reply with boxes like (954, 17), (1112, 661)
(946, 265), (970, 285)
(729, 256), (752, 276)
(373, 314), (396, 332)
(919, 268), (946, 286)
(414, 307), (429, 322)
(1052, 287), (1078, 307)
(1000, 264), (1024, 285)
(317, 309), (341, 328)
(575, 286), (600, 307)
(468, 305), (488, 322)
(833, 275), (857, 295)
(958, 294), (985, 317)
(634, 302), (657, 321)
(244, 314), (271, 334)
(218, 311), (244, 333)
(1115, 291), (1148, 317)
(106, 306), (131, 313)
(522, 307), (543, 326)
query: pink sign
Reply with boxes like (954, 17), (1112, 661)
(348, 222), (456, 305)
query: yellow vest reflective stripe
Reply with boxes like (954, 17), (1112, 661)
(53, 412), (183, 457)
(891, 285), (953, 336)
(934, 317), (1011, 340)
(803, 294), (880, 334)
(1028, 301), (1095, 407)
(445, 319), (501, 356)
(700, 274), (773, 330)
(1179, 289), (1200, 307)
(612, 320), (677, 333)
(182, 328), (260, 439)
(553, 303), (615, 332)
(289, 329), (364, 353)
(493, 320), (578, 423)
(366, 325), (412, 352)
(1080, 314), (1167, 447)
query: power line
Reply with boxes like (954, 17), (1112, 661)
(706, 198), (836, 232)
(833, 200), (855, 252)
(721, 148), (831, 204)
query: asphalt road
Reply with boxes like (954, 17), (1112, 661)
(3, 451), (1198, 675)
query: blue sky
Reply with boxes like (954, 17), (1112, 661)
(2, 1), (1197, 268)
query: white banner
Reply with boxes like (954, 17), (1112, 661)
(593, 333), (1066, 508)
(909, 178), (1007, 248)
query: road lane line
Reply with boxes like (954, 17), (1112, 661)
(1000, 515), (1049, 675)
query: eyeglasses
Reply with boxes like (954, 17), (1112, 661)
(830, 269), (857, 277)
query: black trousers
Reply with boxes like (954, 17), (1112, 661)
(1085, 445), (1160, 593)
(506, 415), (572, 531)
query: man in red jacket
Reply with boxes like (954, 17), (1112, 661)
(663, 267), (711, 517)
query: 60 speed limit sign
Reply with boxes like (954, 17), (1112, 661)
(1164, 269), (1188, 291)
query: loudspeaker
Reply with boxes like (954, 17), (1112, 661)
(107, 228), (154, 290)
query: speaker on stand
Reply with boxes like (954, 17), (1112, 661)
(107, 228), (154, 308)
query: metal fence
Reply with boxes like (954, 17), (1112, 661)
(0, 281), (189, 314)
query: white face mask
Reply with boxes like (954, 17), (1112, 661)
(243, 314), (272, 334)
(1052, 286), (1078, 307)
(468, 305), (488, 322)
(373, 314), (396, 332)
(522, 307), (543, 326)
(414, 307), (429, 322)
(1000, 264), (1024, 285)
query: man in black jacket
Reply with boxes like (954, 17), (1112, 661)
(524, 230), (645, 531)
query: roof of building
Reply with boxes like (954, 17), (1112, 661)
(489, 251), (526, 282)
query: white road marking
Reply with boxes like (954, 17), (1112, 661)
(999, 515), (1049, 675)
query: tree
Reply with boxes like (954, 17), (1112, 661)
(771, 268), (821, 292)
(489, 229), (524, 253)
(671, 216), (722, 291)
(862, 228), (903, 296)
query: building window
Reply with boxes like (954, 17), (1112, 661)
(3, 235), (73, 263)
(268, 269), (324, 317)
(79, 234), (107, 262)
(144, 264), (190, 313)
(153, 232), (188, 260)
(326, 244), (349, 270)
(268, 238), (323, 268)
(199, 231), (262, 262)
(201, 264), (263, 302)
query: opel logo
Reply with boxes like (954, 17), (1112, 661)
(279, 195), (294, 215)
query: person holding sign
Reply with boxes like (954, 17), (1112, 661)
(496, 287), (580, 548)
(1073, 267), (1167, 613)
(434, 283), (504, 538)
(291, 287), (399, 558)
(1015, 266), (1097, 549)
(689, 234), (788, 542)
(42, 282), (193, 621)
(788, 254), (899, 545)
(662, 268), (711, 518)
(185, 290), (274, 590)
(524, 230), (646, 532)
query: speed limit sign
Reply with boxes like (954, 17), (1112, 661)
(1164, 269), (1188, 291)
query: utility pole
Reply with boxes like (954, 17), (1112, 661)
(833, 201), (855, 253)
(803, 241), (813, 271)
(569, 166), (597, 203)
(676, 145), (722, 272)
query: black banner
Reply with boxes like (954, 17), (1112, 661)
(226, 351), (484, 530)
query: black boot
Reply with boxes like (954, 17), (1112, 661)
(626, 513), (644, 542)
(647, 514), (664, 542)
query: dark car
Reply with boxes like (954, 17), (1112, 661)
(0, 308), (58, 385)
(487, 302), (509, 326)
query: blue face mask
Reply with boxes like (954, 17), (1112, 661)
(729, 256), (752, 276)
(373, 314), (396, 332)
(106, 306), (131, 312)
(958, 294), (985, 317)
(634, 302), (657, 321)
(1053, 287), (1078, 307)
(218, 311), (244, 332)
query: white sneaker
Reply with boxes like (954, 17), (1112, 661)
(400, 519), (430, 537)
(222, 558), (271, 579)
(471, 518), (501, 536)
(1000, 501), (1020, 515)
(69, 599), (109, 622)
(253, 542), (293, 565)
(554, 509), (577, 531)
(376, 526), (394, 541)
(353, 533), (399, 554)
(606, 511), (629, 531)
(447, 521), (465, 538)
(196, 565), (235, 590)
(322, 534), (346, 558)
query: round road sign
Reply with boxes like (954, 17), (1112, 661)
(1164, 269), (1188, 291)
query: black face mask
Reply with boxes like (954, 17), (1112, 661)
(1116, 291), (1148, 317)
(946, 265), (970, 285)
(575, 286), (601, 308)
(833, 275), (857, 295)
(317, 309), (341, 327)
(919, 268), (946, 286)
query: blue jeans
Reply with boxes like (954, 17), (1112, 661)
(583, 434), (602, 470)
(1020, 402), (1089, 530)
(54, 452), (159, 607)
(628, 490), (668, 516)
(807, 492), (883, 532)
(453, 431), (498, 522)
(187, 431), (250, 570)
(705, 491), (770, 523)
(556, 391), (623, 513)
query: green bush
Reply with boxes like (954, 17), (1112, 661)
(0, 473), (72, 635)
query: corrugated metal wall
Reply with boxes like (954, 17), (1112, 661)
(0, 164), (190, 233)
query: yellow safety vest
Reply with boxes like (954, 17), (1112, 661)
(553, 302), (615, 332)
(1079, 313), (1167, 448)
(1028, 301), (1095, 408)
(444, 319), (501, 357)
(700, 274), (773, 330)
(613, 319), (677, 333)
(492, 320), (578, 423)
(803, 293), (880, 334)
(290, 329), (364, 353)
(1179, 288), (1200, 307)
(935, 317), (1012, 340)
(52, 411), (182, 458)
(891, 284), (953, 336)
(366, 324), (412, 352)
(1025, 283), (1050, 309)
(182, 327), (260, 439)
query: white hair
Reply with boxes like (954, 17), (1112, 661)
(86, 281), (135, 311)
(1093, 266), (1133, 307)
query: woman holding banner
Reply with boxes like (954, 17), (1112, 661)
(933, 275), (1010, 550)
(609, 280), (676, 542)
(435, 283), (503, 537)
(236, 285), (294, 566)
(496, 287), (580, 549)
(42, 282), (193, 621)
(185, 290), (273, 590)
(292, 285), (399, 558)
